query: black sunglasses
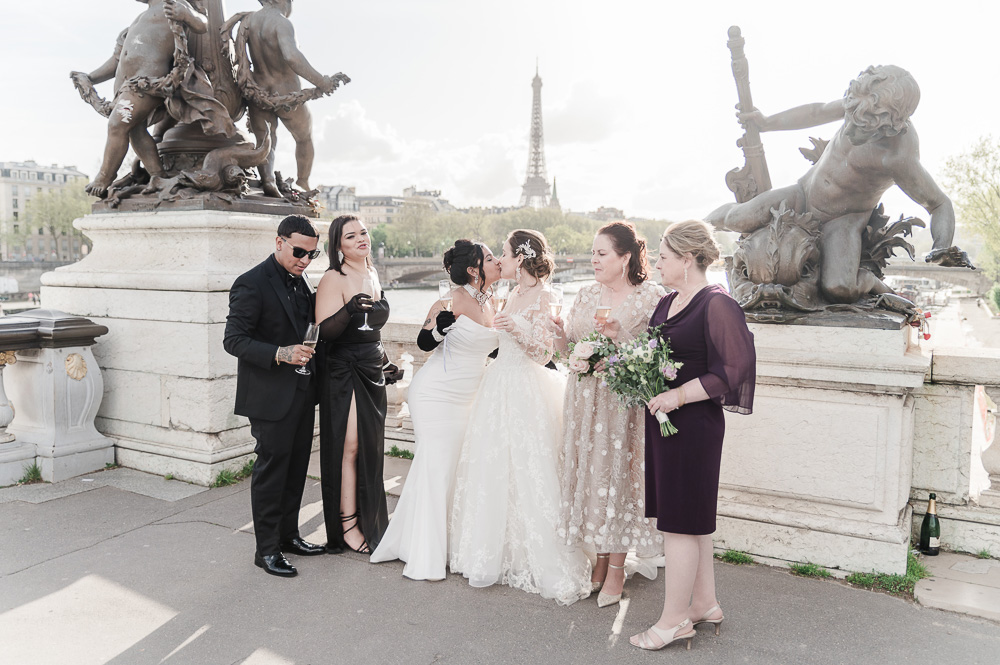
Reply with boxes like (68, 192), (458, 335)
(280, 237), (321, 260)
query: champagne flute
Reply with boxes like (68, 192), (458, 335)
(493, 281), (509, 313)
(438, 279), (454, 312)
(549, 283), (564, 338)
(595, 286), (612, 326)
(358, 276), (375, 331)
(296, 323), (319, 376)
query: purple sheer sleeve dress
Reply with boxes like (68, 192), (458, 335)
(644, 285), (756, 535)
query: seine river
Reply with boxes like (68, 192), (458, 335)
(383, 268), (729, 324)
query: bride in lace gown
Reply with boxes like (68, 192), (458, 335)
(449, 230), (591, 606)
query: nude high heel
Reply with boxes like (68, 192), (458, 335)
(630, 619), (695, 651)
(597, 562), (625, 607)
(693, 604), (724, 636)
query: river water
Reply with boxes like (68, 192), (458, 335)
(383, 268), (730, 324)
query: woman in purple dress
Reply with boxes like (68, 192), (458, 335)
(630, 220), (756, 652)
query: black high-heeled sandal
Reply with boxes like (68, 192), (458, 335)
(340, 512), (371, 554)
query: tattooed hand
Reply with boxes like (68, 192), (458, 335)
(277, 344), (315, 366)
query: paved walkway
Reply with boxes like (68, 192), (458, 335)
(2, 461), (999, 665)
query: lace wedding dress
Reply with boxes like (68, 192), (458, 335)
(370, 317), (499, 580)
(449, 286), (591, 606)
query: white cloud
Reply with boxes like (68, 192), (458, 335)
(315, 100), (402, 163)
(545, 83), (619, 146)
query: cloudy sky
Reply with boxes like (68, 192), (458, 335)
(1, 0), (997, 221)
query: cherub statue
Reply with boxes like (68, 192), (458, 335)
(71, 0), (237, 198)
(707, 65), (974, 307)
(224, 0), (350, 197)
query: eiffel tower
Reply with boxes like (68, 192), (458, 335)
(518, 64), (552, 209)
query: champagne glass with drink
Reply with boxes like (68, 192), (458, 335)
(358, 277), (375, 331)
(438, 280), (453, 312)
(296, 323), (319, 376)
(491, 281), (510, 332)
(595, 286), (612, 327)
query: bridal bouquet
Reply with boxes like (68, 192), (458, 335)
(603, 327), (683, 436)
(562, 331), (613, 380)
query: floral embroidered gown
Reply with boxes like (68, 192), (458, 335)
(558, 281), (665, 557)
(449, 285), (591, 606)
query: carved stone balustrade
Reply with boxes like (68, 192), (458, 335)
(0, 310), (111, 485)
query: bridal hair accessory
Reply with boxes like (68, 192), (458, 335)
(463, 284), (490, 310)
(516, 240), (537, 259)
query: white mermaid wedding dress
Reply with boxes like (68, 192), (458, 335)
(370, 316), (499, 580)
(449, 286), (591, 606)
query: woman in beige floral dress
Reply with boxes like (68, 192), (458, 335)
(553, 221), (665, 607)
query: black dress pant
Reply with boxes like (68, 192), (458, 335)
(249, 384), (315, 555)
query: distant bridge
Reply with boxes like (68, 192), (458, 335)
(882, 263), (992, 294)
(375, 255), (593, 284)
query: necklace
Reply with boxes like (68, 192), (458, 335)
(463, 284), (490, 310)
(673, 283), (710, 312)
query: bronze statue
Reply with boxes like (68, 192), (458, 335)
(708, 37), (974, 318)
(70, 0), (348, 210)
(224, 0), (350, 198)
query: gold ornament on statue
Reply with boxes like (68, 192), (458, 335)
(66, 354), (87, 381)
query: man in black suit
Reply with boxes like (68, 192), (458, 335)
(224, 214), (326, 577)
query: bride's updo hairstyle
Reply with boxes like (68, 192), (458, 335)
(661, 220), (721, 272)
(442, 239), (486, 289)
(598, 221), (649, 286)
(508, 229), (555, 281)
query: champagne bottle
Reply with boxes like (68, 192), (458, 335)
(919, 493), (941, 556)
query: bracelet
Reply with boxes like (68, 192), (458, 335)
(431, 328), (445, 342)
(275, 348), (282, 365)
(676, 385), (687, 408)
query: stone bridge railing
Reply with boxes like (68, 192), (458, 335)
(883, 263), (993, 294)
(0, 310), (113, 485)
(373, 256), (593, 284)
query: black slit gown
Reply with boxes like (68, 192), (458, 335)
(318, 295), (390, 552)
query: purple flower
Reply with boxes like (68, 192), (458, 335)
(661, 365), (678, 381)
(609, 368), (616, 377)
(609, 355), (619, 364)
(648, 339), (658, 349)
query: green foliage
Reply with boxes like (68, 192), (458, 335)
(942, 136), (1000, 280)
(988, 283), (1000, 314)
(104, 462), (119, 470)
(977, 548), (994, 560)
(212, 456), (255, 487)
(379, 205), (675, 259)
(845, 551), (929, 598)
(164, 474), (175, 481)
(788, 562), (832, 578)
(5, 184), (95, 259)
(19, 463), (42, 484)
(386, 445), (414, 460)
(716, 550), (755, 565)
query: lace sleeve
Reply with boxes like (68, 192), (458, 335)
(509, 289), (556, 366)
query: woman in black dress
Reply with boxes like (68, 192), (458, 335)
(315, 215), (400, 554)
(630, 220), (756, 651)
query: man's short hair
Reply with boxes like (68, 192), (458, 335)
(277, 215), (318, 238)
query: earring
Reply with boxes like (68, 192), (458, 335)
(473, 275), (479, 285)
(621, 261), (628, 281)
(684, 266), (688, 285)
(516, 265), (522, 282)
(337, 250), (344, 262)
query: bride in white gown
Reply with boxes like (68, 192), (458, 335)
(449, 230), (591, 606)
(370, 241), (500, 580)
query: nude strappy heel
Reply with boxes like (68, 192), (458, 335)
(630, 619), (695, 651)
(597, 562), (626, 607)
(693, 604), (724, 636)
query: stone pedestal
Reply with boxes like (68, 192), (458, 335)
(713, 319), (929, 575)
(40, 210), (286, 485)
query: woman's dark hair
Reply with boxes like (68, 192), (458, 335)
(442, 239), (486, 290)
(327, 214), (373, 275)
(277, 214), (318, 238)
(507, 229), (555, 281)
(598, 221), (649, 286)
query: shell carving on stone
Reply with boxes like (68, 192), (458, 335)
(66, 354), (87, 381)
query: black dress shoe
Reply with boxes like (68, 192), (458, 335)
(254, 552), (297, 577)
(325, 542), (346, 555)
(280, 537), (326, 556)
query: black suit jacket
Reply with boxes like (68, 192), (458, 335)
(224, 255), (316, 421)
